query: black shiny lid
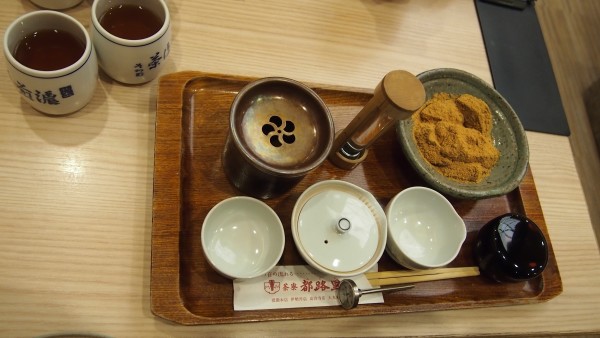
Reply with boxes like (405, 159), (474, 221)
(491, 213), (548, 280)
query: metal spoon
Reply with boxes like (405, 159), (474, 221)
(337, 279), (415, 310)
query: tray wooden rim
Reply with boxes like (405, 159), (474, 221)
(150, 71), (563, 325)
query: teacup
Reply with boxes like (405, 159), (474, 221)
(222, 77), (334, 199)
(91, 0), (171, 84)
(3, 10), (98, 115)
(201, 196), (285, 279)
(385, 186), (466, 270)
(29, 0), (83, 10)
(474, 213), (548, 282)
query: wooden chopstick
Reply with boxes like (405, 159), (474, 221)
(366, 266), (480, 287)
(365, 266), (479, 280)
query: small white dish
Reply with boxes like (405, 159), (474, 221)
(291, 180), (387, 277)
(385, 186), (466, 270)
(201, 196), (285, 279)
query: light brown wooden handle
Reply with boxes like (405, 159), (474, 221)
(328, 70), (425, 170)
(366, 266), (480, 287)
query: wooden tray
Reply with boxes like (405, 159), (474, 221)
(151, 71), (562, 325)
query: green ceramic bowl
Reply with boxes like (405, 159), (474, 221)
(396, 68), (529, 199)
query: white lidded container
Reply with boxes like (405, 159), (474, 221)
(291, 180), (387, 277)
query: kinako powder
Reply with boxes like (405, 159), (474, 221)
(412, 93), (500, 183)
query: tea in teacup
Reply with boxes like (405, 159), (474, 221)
(99, 4), (163, 40)
(91, 0), (171, 84)
(14, 29), (85, 71)
(3, 10), (98, 115)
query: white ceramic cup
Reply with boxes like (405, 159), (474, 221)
(91, 0), (171, 84)
(201, 196), (285, 279)
(385, 186), (466, 270)
(3, 11), (98, 115)
(29, 0), (84, 10)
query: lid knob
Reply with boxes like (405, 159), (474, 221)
(336, 218), (351, 233)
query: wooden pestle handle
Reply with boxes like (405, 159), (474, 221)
(366, 267), (481, 287)
(329, 70), (425, 170)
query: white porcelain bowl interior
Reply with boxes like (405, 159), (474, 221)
(201, 196), (285, 279)
(291, 180), (387, 277)
(386, 186), (466, 269)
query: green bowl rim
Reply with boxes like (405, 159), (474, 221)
(396, 68), (529, 199)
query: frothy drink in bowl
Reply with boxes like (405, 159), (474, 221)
(3, 10), (98, 115)
(91, 0), (171, 84)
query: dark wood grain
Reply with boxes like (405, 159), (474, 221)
(536, 0), (600, 244)
(151, 71), (562, 325)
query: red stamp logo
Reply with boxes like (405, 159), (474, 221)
(264, 279), (280, 294)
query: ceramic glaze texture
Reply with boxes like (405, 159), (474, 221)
(201, 196), (284, 279)
(3, 11), (98, 115)
(91, 0), (171, 84)
(297, 189), (379, 272)
(386, 186), (466, 269)
(396, 68), (529, 199)
(291, 180), (387, 277)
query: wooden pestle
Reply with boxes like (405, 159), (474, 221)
(329, 70), (426, 170)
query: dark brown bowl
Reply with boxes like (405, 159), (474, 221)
(223, 77), (334, 199)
